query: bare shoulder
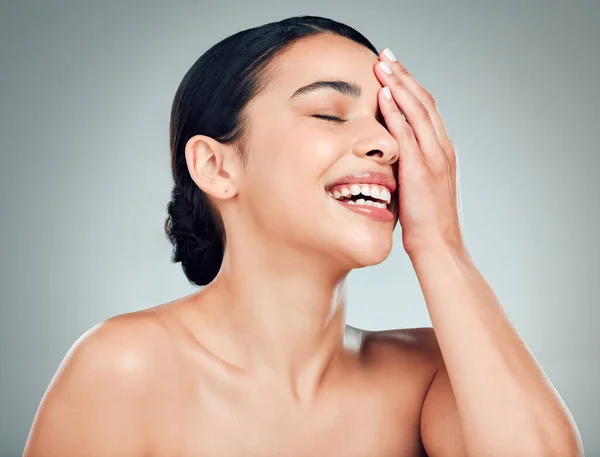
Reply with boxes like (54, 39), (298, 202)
(58, 310), (177, 389)
(364, 326), (442, 359)
(357, 326), (443, 386)
(24, 311), (177, 457)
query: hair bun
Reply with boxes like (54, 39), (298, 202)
(164, 187), (224, 287)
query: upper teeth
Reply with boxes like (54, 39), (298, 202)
(328, 184), (392, 204)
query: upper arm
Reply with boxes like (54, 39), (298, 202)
(23, 314), (173, 457)
(420, 361), (467, 457)
(364, 327), (467, 456)
(418, 329), (467, 457)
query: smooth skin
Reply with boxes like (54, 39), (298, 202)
(23, 34), (583, 457)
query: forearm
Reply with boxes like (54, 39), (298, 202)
(410, 245), (583, 456)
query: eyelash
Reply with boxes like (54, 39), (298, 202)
(311, 114), (347, 123)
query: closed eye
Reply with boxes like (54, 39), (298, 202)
(311, 114), (347, 123)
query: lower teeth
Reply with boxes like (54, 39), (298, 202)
(327, 192), (387, 209)
(345, 198), (386, 209)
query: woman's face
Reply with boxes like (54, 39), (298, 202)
(231, 33), (400, 270)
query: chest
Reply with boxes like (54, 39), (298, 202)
(154, 326), (435, 457)
(173, 384), (426, 457)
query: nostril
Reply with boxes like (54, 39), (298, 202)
(366, 150), (384, 158)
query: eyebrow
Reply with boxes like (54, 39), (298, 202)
(287, 80), (362, 102)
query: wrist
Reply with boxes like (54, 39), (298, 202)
(407, 240), (471, 265)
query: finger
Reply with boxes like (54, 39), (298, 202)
(378, 50), (457, 203)
(375, 61), (447, 173)
(378, 86), (424, 170)
(379, 49), (455, 164)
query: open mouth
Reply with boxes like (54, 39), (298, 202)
(327, 183), (392, 209)
(323, 171), (398, 222)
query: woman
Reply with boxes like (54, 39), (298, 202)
(24, 15), (582, 457)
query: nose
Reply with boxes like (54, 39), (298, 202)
(351, 120), (399, 165)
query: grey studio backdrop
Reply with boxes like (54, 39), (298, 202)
(0, 1), (598, 456)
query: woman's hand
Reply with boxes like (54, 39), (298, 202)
(374, 48), (465, 258)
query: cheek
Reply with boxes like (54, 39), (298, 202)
(310, 133), (345, 163)
(246, 121), (346, 200)
(263, 132), (339, 175)
(282, 128), (345, 184)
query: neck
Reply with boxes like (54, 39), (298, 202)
(196, 237), (351, 402)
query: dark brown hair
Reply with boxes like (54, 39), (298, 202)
(165, 15), (378, 287)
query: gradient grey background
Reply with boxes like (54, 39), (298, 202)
(1, 1), (598, 455)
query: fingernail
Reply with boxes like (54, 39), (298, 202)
(379, 61), (393, 75)
(383, 86), (392, 100)
(383, 48), (397, 62)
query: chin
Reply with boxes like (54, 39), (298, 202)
(354, 246), (393, 268)
(342, 232), (394, 269)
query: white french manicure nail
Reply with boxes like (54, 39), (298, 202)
(383, 48), (397, 62)
(383, 86), (392, 100)
(379, 61), (393, 75)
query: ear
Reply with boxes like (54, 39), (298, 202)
(184, 134), (240, 200)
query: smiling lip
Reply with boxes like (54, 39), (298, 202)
(324, 171), (397, 193)
(325, 170), (397, 223)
